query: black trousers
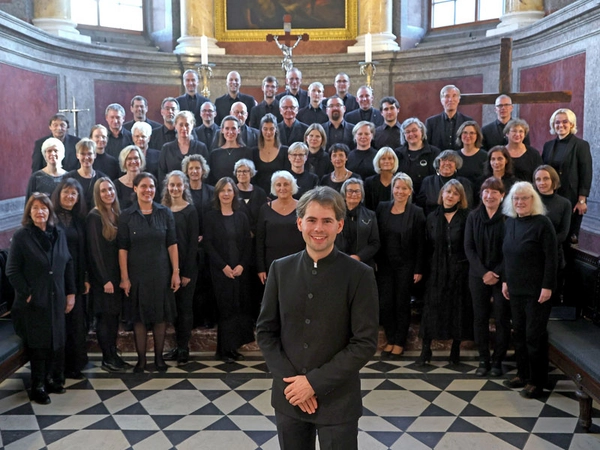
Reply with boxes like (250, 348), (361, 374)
(174, 275), (197, 349)
(64, 294), (89, 373)
(275, 410), (358, 450)
(377, 265), (414, 347)
(96, 312), (120, 360)
(510, 294), (552, 387)
(469, 276), (511, 364)
(29, 347), (64, 386)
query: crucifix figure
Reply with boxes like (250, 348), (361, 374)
(59, 96), (90, 137)
(267, 14), (309, 74)
(460, 37), (572, 106)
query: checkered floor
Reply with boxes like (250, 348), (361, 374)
(0, 351), (599, 449)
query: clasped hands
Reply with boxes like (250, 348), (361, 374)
(283, 375), (318, 414)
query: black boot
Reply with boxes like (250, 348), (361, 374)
(449, 340), (461, 365)
(416, 340), (432, 366)
(30, 357), (51, 404)
(111, 347), (132, 369)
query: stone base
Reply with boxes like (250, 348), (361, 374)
(174, 36), (226, 56)
(32, 18), (91, 44)
(347, 32), (400, 55)
(487, 11), (545, 37)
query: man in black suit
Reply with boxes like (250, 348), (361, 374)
(323, 96), (355, 150)
(297, 82), (328, 125)
(193, 101), (220, 152)
(322, 72), (359, 113)
(345, 86), (384, 127)
(215, 71), (256, 124)
(257, 186), (378, 450)
(32, 113), (80, 172)
(123, 95), (162, 131)
(425, 85), (473, 151)
(278, 95), (309, 146)
(275, 67), (309, 109)
(104, 103), (133, 159)
(149, 97), (180, 151)
(373, 96), (401, 149)
(249, 75), (282, 129)
(230, 102), (259, 148)
(481, 94), (529, 149)
(175, 69), (209, 126)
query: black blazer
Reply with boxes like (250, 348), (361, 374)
(278, 120), (309, 146)
(158, 139), (209, 183)
(256, 248), (378, 424)
(215, 92), (256, 125)
(323, 120), (355, 150)
(425, 111), (473, 151)
(32, 134), (80, 172)
(6, 225), (76, 350)
(345, 108), (384, 127)
(322, 93), (359, 113)
(542, 134), (592, 205)
(176, 93), (209, 125)
(248, 100), (282, 129)
(193, 123), (220, 152)
(481, 119), (530, 150)
(335, 205), (380, 268)
(240, 124), (259, 149)
(123, 118), (162, 131)
(203, 210), (252, 270)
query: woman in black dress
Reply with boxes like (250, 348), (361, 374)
(304, 123), (333, 180)
(320, 144), (360, 191)
(418, 179), (473, 365)
(204, 177), (255, 363)
(87, 177), (130, 372)
(288, 142), (318, 199)
(416, 150), (474, 216)
(252, 113), (289, 194)
(235, 159), (268, 235)
(396, 118), (440, 197)
(464, 177), (510, 377)
(256, 171), (305, 285)
(502, 182), (557, 398)
(118, 172), (180, 373)
(337, 178), (380, 268)
(158, 111), (209, 182)
(504, 119), (542, 182)
(161, 170), (199, 366)
(209, 116), (252, 184)
(375, 173), (426, 360)
(542, 108), (592, 243)
(6, 193), (76, 404)
(51, 178), (89, 379)
(26, 138), (67, 198)
(347, 121), (377, 180)
(481, 146), (517, 194)
(65, 138), (106, 211)
(115, 145), (145, 210)
(364, 147), (398, 211)
(90, 124), (120, 180)
(132, 121), (161, 180)
(456, 121), (487, 190)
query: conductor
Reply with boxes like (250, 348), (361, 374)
(257, 186), (379, 450)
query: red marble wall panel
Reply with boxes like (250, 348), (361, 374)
(94, 80), (180, 124)
(519, 53), (585, 150)
(0, 63), (58, 200)
(395, 76), (484, 126)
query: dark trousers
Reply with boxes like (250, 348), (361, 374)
(64, 294), (89, 373)
(510, 294), (552, 387)
(275, 410), (358, 450)
(96, 312), (120, 360)
(174, 275), (197, 349)
(469, 276), (511, 364)
(193, 254), (216, 327)
(29, 347), (64, 386)
(377, 265), (414, 346)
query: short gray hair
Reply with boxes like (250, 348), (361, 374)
(434, 150), (463, 170)
(270, 170), (299, 196)
(105, 103), (125, 117)
(234, 158), (257, 177)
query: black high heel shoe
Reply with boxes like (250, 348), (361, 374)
(415, 347), (432, 366)
(154, 358), (168, 373)
(449, 340), (461, 365)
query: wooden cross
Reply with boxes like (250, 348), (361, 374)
(267, 15), (309, 74)
(460, 38), (572, 105)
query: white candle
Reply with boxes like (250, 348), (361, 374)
(365, 33), (372, 63)
(201, 35), (208, 65)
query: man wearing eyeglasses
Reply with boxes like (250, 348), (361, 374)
(481, 94), (530, 150)
(277, 95), (309, 146)
(323, 97), (355, 150)
(193, 101), (220, 152)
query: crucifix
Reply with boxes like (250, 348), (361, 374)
(267, 15), (309, 75)
(59, 96), (90, 137)
(460, 37), (572, 106)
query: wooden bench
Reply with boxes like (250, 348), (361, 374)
(548, 319), (600, 430)
(0, 318), (27, 382)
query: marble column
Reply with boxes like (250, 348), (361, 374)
(487, 0), (545, 36)
(32, 0), (90, 43)
(348, 0), (400, 55)
(174, 0), (225, 55)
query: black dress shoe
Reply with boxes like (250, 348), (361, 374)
(520, 384), (544, 399)
(45, 381), (66, 394)
(232, 351), (245, 361)
(154, 359), (168, 373)
(133, 362), (146, 373)
(489, 364), (503, 377)
(503, 376), (527, 389)
(177, 349), (190, 365)
(163, 348), (179, 361)
(64, 370), (84, 380)
(101, 359), (127, 373)
(380, 350), (391, 359)
(475, 361), (491, 377)
(415, 348), (432, 366)
(31, 386), (51, 405)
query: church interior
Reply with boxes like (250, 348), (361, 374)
(0, 0), (599, 448)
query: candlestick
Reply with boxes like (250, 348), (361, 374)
(195, 63), (215, 99)
(359, 61), (377, 89)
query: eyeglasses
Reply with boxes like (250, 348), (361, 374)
(281, 106), (297, 111)
(495, 104), (512, 108)
(513, 196), (532, 202)
(327, 104), (343, 109)
(346, 189), (362, 195)
(289, 153), (306, 158)
(201, 109), (215, 114)
(236, 170), (250, 174)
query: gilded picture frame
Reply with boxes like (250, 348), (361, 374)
(215, 0), (358, 42)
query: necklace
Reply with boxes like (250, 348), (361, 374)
(332, 169), (349, 181)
